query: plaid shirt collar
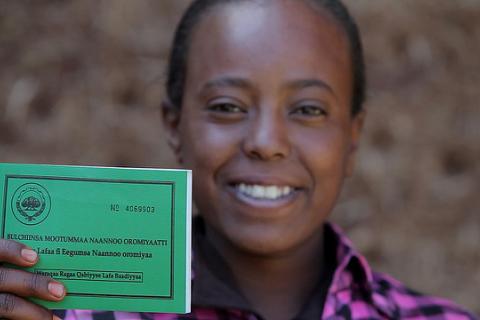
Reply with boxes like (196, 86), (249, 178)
(58, 219), (476, 319)
(191, 218), (384, 317)
(324, 223), (397, 317)
(191, 219), (475, 319)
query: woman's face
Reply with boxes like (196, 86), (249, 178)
(165, 0), (364, 255)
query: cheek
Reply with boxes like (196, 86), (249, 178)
(294, 125), (351, 192)
(178, 117), (245, 216)
(179, 120), (242, 171)
(301, 121), (350, 154)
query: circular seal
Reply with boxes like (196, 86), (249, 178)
(11, 183), (51, 225)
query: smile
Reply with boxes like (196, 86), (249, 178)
(235, 183), (295, 200)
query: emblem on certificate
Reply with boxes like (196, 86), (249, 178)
(12, 183), (51, 225)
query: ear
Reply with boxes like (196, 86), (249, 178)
(346, 110), (366, 177)
(161, 99), (183, 164)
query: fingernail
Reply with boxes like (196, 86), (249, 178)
(53, 316), (62, 320)
(48, 282), (65, 298)
(21, 248), (38, 263)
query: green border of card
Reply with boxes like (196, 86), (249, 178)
(0, 163), (191, 313)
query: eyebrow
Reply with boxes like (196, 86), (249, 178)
(284, 79), (336, 97)
(200, 77), (336, 98)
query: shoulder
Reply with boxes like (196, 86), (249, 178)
(325, 222), (476, 319)
(370, 271), (477, 319)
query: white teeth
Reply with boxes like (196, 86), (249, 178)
(236, 183), (294, 200)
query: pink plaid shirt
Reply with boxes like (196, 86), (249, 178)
(54, 223), (476, 320)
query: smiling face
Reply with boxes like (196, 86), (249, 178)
(164, 0), (364, 256)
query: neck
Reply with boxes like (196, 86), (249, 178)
(206, 226), (325, 320)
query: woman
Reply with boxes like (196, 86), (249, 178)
(0, 0), (475, 319)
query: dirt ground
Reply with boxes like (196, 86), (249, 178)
(0, 0), (478, 314)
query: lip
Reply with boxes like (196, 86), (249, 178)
(227, 184), (301, 208)
(223, 175), (305, 213)
(225, 175), (304, 189)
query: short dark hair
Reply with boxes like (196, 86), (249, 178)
(166, 0), (366, 116)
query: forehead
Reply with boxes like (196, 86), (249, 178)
(186, 0), (352, 101)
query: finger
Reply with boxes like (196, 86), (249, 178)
(0, 239), (38, 267)
(0, 293), (55, 320)
(0, 267), (65, 301)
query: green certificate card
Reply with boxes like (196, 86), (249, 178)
(0, 163), (191, 313)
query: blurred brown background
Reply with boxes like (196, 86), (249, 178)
(0, 0), (478, 314)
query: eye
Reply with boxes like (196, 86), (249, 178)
(205, 99), (248, 122)
(207, 102), (245, 114)
(290, 103), (328, 118)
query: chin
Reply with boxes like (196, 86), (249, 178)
(223, 223), (318, 257)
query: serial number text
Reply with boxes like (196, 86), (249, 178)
(110, 204), (156, 213)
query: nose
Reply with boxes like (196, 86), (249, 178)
(242, 108), (291, 161)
